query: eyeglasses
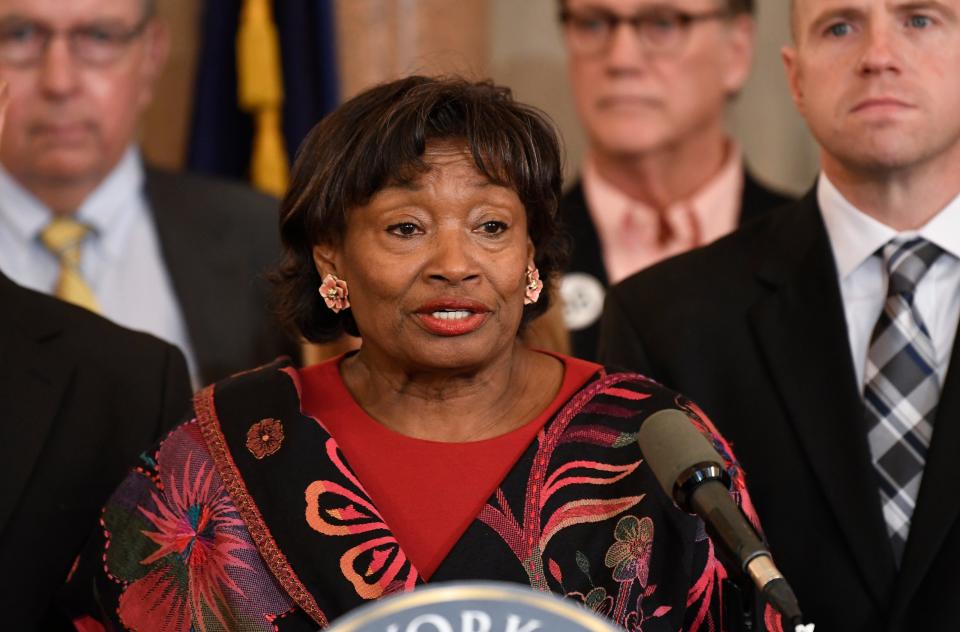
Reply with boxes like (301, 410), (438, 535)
(0, 15), (151, 68)
(560, 7), (732, 57)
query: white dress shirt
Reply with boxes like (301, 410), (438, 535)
(0, 147), (199, 382)
(818, 173), (960, 389)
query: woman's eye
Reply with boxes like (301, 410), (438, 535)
(479, 221), (508, 235)
(387, 222), (420, 236)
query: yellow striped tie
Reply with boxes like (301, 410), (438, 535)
(39, 217), (100, 313)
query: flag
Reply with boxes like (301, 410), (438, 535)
(186, 0), (339, 194)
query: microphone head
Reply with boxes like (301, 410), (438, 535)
(637, 409), (725, 502)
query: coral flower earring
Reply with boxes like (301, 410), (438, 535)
(319, 274), (350, 312)
(524, 266), (543, 305)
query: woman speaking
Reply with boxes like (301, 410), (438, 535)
(69, 76), (774, 632)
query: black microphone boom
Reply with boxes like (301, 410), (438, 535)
(637, 409), (811, 631)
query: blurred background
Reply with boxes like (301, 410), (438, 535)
(144, 0), (819, 197)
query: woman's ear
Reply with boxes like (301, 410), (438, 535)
(312, 245), (341, 279)
(526, 237), (536, 268)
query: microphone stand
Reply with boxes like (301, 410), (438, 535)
(676, 462), (812, 632)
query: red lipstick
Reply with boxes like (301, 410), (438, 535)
(414, 299), (491, 337)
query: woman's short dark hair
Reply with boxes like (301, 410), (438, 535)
(273, 75), (568, 343)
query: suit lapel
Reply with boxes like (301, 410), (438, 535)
(746, 194), (897, 606)
(0, 277), (75, 537)
(144, 169), (230, 382)
(890, 316), (960, 617)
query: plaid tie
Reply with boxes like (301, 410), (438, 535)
(864, 236), (943, 565)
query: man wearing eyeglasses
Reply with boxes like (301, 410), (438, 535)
(0, 0), (296, 386)
(557, 0), (791, 360)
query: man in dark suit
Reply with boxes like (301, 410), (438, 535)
(556, 0), (791, 359)
(0, 0), (295, 385)
(0, 271), (192, 629)
(600, 0), (960, 628)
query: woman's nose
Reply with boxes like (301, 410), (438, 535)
(424, 227), (480, 284)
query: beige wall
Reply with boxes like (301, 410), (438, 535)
(730, 1), (819, 193)
(335, 0), (489, 99)
(141, 0), (201, 170)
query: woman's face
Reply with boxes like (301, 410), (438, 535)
(314, 142), (534, 372)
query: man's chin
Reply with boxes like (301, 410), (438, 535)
(831, 144), (931, 176)
(595, 134), (672, 161)
(589, 120), (673, 156)
(20, 154), (105, 186)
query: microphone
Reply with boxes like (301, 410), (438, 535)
(637, 409), (812, 632)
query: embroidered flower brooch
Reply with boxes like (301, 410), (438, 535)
(246, 418), (285, 459)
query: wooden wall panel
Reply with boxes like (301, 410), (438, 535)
(141, 0), (202, 170)
(334, 0), (489, 99)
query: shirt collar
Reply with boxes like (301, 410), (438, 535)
(0, 146), (144, 259)
(690, 142), (743, 241)
(581, 153), (634, 240)
(817, 173), (894, 280)
(0, 163), (53, 245)
(819, 172), (960, 279)
(918, 190), (960, 262)
(75, 147), (145, 259)
(582, 141), (743, 243)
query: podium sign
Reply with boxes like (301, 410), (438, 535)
(327, 582), (620, 632)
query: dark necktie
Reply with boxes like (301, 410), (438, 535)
(863, 236), (943, 565)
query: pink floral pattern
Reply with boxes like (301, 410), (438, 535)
(102, 423), (293, 631)
(304, 438), (419, 599)
(477, 375), (765, 631)
(478, 377), (647, 595)
(605, 515), (654, 584)
(563, 517), (673, 630)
